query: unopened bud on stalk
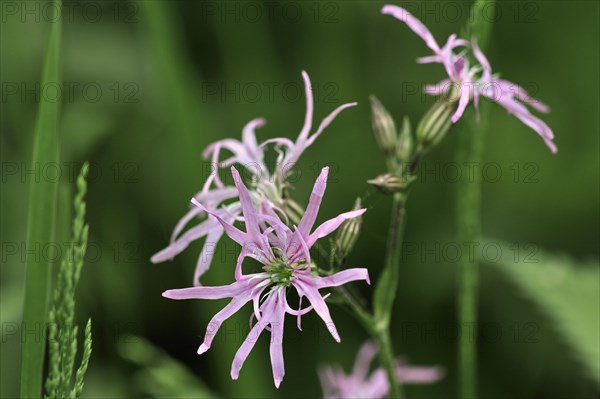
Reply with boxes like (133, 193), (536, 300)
(335, 198), (363, 259)
(416, 100), (454, 149)
(369, 95), (397, 156)
(367, 173), (404, 194)
(396, 116), (413, 164)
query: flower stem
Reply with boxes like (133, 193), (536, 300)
(376, 193), (407, 323)
(335, 285), (374, 331)
(455, 114), (486, 399)
(375, 328), (402, 399)
(373, 192), (408, 399)
(455, 0), (495, 394)
(332, 190), (409, 399)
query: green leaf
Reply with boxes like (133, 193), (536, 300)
(119, 335), (217, 399)
(482, 239), (600, 382)
(20, 1), (62, 397)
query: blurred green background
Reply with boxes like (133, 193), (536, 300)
(1, 1), (598, 398)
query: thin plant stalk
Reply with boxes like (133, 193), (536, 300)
(374, 193), (407, 399)
(455, 1), (496, 397)
(455, 117), (484, 399)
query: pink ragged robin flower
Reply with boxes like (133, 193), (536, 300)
(162, 166), (369, 388)
(382, 4), (557, 153)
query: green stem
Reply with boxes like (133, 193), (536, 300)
(334, 285), (373, 331)
(380, 194), (407, 322)
(455, 114), (485, 399)
(373, 192), (408, 399)
(318, 189), (407, 399)
(375, 329), (401, 399)
(455, 0), (495, 395)
(368, 143), (426, 398)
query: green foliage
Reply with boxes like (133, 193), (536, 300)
(45, 164), (93, 399)
(119, 335), (217, 399)
(20, 1), (62, 396)
(482, 239), (600, 383)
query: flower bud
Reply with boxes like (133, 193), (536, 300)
(395, 116), (413, 164)
(369, 95), (397, 156)
(367, 173), (404, 195)
(416, 100), (454, 149)
(335, 198), (363, 259)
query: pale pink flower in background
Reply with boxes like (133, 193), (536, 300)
(152, 71), (358, 285)
(163, 166), (369, 388)
(150, 145), (241, 285)
(319, 341), (443, 399)
(261, 71), (358, 177)
(382, 4), (557, 153)
(380, 5), (467, 81)
(203, 117), (269, 181)
(205, 71), (358, 182)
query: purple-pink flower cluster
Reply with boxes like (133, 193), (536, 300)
(156, 72), (369, 388)
(382, 4), (557, 153)
(152, 71), (357, 285)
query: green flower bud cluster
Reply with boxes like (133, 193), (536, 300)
(368, 95), (457, 196)
(369, 96), (418, 166)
